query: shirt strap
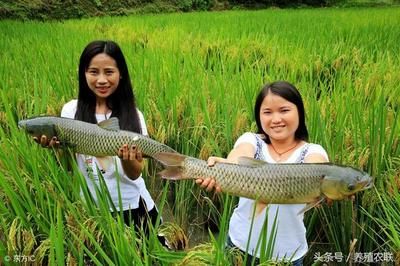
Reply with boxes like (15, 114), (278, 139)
(297, 143), (310, 163)
(254, 134), (265, 160)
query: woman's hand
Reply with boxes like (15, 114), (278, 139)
(118, 144), (143, 180)
(33, 135), (60, 148)
(195, 143), (255, 193)
(195, 156), (228, 193)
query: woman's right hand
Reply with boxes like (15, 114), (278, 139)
(196, 144), (254, 193)
(195, 156), (229, 193)
(33, 135), (60, 148)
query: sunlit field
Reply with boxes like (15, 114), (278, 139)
(1, 7), (399, 265)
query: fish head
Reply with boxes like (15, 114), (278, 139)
(18, 117), (58, 139)
(321, 166), (373, 200)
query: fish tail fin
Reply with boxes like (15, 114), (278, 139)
(154, 152), (188, 180)
(158, 167), (183, 180)
(154, 152), (186, 166)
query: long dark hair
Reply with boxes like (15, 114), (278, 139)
(254, 81), (308, 144)
(75, 40), (141, 133)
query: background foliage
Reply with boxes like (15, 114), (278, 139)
(1, 0), (399, 20)
(0, 6), (399, 266)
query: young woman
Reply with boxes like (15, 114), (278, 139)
(36, 40), (160, 233)
(197, 81), (329, 265)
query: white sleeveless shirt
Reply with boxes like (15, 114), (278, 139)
(228, 132), (329, 261)
(61, 99), (155, 212)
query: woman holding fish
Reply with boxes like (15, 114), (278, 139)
(34, 40), (162, 236)
(197, 81), (329, 265)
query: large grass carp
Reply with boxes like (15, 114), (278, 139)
(154, 152), (373, 209)
(18, 116), (177, 158)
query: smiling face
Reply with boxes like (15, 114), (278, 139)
(85, 53), (120, 102)
(259, 92), (300, 143)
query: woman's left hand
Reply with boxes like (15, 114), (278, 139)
(118, 144), (143, 180)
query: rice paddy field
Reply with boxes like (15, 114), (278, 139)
(1, 6), (400, 265)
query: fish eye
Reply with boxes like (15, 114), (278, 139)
(348, 184), (355, 191)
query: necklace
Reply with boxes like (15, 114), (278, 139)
(270, 141), (299, 161)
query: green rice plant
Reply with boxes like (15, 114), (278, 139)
(1, 7), (400, 265)
(0, 115), (164, 265)
(362, 165), (400, 265)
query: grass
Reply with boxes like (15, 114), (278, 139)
(1, 7), (400, 265)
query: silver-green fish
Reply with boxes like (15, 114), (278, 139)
(18, 116), (176, 158)
(154, 152), (373, 209)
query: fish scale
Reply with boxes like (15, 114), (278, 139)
(18, 116), (177, 158)
(186, 160), (325, 203)
(19, 116), (373, 205)
(155, 153), (372, 205)
(57, 118), (177, 157)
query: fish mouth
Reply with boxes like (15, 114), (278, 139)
(17, 120), (26, 129)
(359, 179), (374, 190)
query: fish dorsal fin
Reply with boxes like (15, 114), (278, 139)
(98, 117), (120, 131)
(237, 156), (268, 167)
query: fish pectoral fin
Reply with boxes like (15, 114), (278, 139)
(98, 117), (120, 131)
(237, 157), (268, 167)
(297, 197), (325, 215)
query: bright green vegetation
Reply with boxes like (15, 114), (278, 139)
(3, 0), (396, 20)
(1, 7), (399, 265)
